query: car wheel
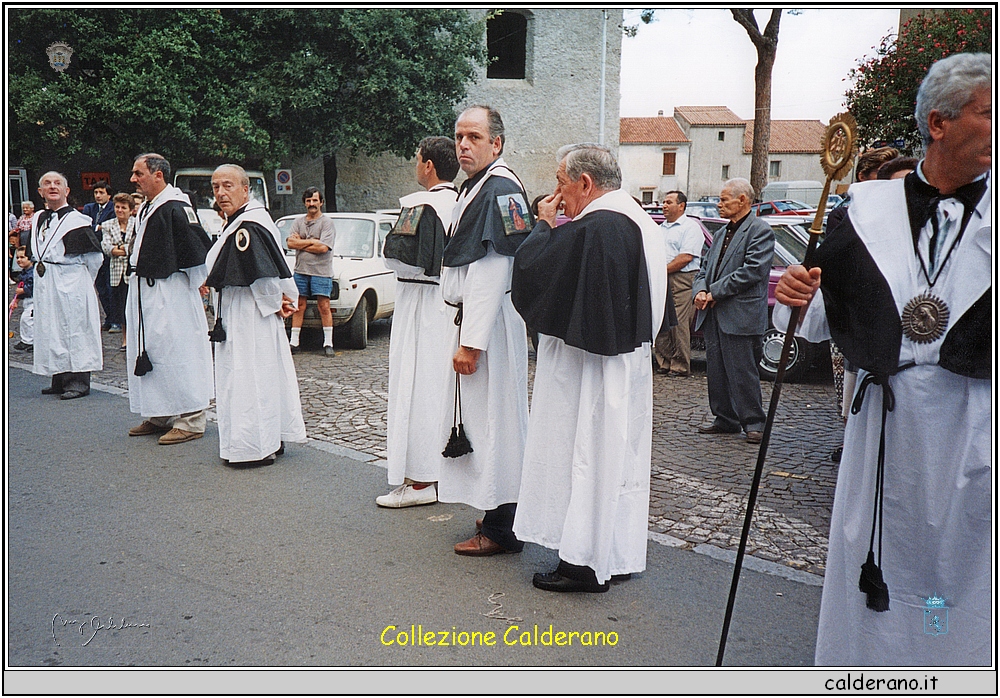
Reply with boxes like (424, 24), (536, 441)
(342, 296), (368, 350)
(758, 326), (810, 382)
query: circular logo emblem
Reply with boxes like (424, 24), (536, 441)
(901, 293), (949, 344)
(235, 228), (250, 252)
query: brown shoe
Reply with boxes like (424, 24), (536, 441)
(129, 420), (171, 437)
(745, 431), (763, 445)
(454, 532), (515, 557)
(158, 428), (204, 445)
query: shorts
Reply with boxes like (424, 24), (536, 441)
(294, 272), (333, 299)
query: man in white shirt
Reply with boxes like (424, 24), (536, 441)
(653, 191), (703, 377)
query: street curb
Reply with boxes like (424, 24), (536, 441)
(9, 361), (825, 587)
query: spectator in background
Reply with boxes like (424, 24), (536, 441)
(9, 200), (34, 282)
(100, 193), (136, 344)
(287, 187), (337, 356)
(654, 190), (703, 377)
(83, 181), (116, 330)
(876, 157), (918, 180)
(12, 247), (35, 351)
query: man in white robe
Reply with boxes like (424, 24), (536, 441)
(440, 106), (531, 556)
(775, 53), (991, 666)
(204, 165), (306, 467)
(511, 144), (667, 592)
(377, 137), (459, 507)
(29, 171), (104, 399)
(126, 153), (214, 445)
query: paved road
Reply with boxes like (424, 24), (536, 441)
(7, 293), (843, 579)
(7, 367), (822, 668)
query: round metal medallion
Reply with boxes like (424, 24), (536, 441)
(35, 261), (46, 277)
(901, 293), (950, 344)
(235, 228), (250, 252)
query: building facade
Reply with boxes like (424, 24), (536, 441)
(330, 8), (623, 212)
(619, 106), (828, 203)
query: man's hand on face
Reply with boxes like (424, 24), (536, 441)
(536, 192), (562, 227)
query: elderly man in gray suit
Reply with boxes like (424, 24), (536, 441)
(692, 178), (774, 445)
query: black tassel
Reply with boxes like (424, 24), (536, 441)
(134, 351), (153, 376)
(208, 318), (227, 343)
(858, 550), (890, 612)
(443, 423), (473, 458)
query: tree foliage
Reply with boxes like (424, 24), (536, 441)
(8, 9), (485, 169)
(845, 9), (991, 152)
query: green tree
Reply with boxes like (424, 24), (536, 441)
(845, 9), (991, 152)
(8, 9), (485, 192)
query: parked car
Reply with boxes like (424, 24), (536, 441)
(826, 193), (844, 209)
(750, 199), (816, 217)
(685, 201), (720, 219)
(698, 195), (721, 203)
(275, 212), (397, 349)
(696, 216), (828, 382)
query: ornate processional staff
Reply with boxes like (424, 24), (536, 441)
(716, 113), (858, 666)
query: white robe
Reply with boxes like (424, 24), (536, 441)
(206, 201), (306, 462)
(126, 186), (214, 417)
(384, 184), (457, 485)
(776, 177), (991, 666)
(437, 249), (528, 511)
(30, 209), (104, 376)
(512, 192), (668, 584)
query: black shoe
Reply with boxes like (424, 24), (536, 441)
(831, 446), (843, 463)
(290, 344), (301, 355)
(324, 345), (336, 356)
(60, 389), (89, 400)
(41, 386), (63, 395)
(275, 442), (285, 456)
(13, 341), (32, 351)
(610, 573), (632, 583)
(698, 423), (741, 435)
(532, 571), (609, 593)
(226, 457), (275, 468)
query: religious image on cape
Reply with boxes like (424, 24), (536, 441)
(391, 205), (425, 237)
(497, 194), (531, 235)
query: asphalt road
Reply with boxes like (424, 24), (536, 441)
(6, 367), (821, 669)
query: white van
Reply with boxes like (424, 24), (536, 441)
(173, 168), (269, 238)
(759, 180), (824, 207)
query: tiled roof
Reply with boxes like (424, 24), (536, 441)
(619, 116), (689, 144)
(744, 120), (826, 153)
(673, 106), (745, 126)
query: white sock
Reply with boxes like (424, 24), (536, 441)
(290, 327), (301, 346)
(323, 326), (334, 347)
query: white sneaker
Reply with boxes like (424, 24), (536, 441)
(376, 483), (437, 508)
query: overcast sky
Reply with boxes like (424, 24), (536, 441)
(620, 8), (902, 123)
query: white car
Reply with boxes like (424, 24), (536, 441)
(275, 212), (397, 349)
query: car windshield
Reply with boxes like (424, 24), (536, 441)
(276, 216), (376, 258)
(775, 200), (811, 212)
(770, 223), (813, 263)
(687, 202), (720, 217)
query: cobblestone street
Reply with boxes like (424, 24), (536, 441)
(9, 297), (841, 577)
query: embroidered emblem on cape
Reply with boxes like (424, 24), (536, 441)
(392, 205), (424, 236)
(497, 193), (531, 235)
(184, 206), (199, 225)
(901, 293), (949, 344)
(923, 595), (948, 636)
(235, 228), (251, 252)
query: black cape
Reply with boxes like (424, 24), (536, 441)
(443, 162), (531, 267)
(134, 200), (212, 279)
(205, 216), (291, 290)
(817, 207), (989, 381)
(33, 206), (101, 257)
(512, 210), (653, 357)
(383, 205), (446, 278)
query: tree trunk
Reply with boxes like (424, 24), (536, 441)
(732, 9), (781, 201)
(323, 153), (338, 212)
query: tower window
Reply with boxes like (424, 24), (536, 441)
(487, 12), (527, 79)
